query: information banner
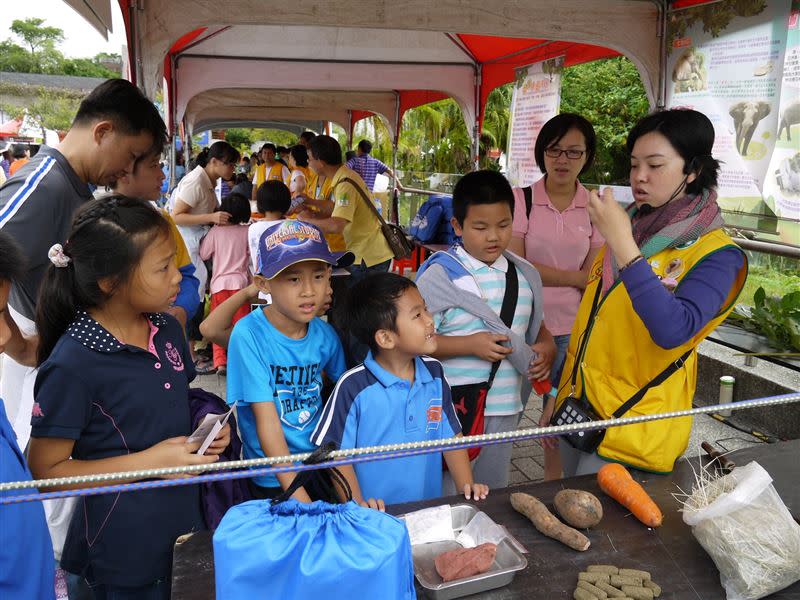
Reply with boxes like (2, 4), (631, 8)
(764, 2), (800, 224)
(506, 57), (563, 188)
(666, 0), (798, 239)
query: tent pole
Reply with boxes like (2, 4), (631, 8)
(472, 64), (482, 171)
(347, 110), (353, 150)
(168, 131), (177, 194)
(392, 93), (400, 224)
(657, 0), (667, 109)
(183, 120), (191, 172)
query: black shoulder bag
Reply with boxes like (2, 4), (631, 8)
(551, 280), (693, 453)
(449, 264), (518, 461)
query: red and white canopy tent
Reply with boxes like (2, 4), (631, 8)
(64, 0), (715, 166)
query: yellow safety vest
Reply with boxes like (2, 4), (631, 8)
(555, 229), (747, 473)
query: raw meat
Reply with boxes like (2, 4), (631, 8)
(434, 543), (497, 582)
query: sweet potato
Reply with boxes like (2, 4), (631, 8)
(554, 489), (604, 528)
(510, 492), (590, 551)
(434, 543), (497, 582)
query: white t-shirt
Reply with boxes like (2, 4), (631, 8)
(173, 165), (217, 215)
(289, 169), (307, 196)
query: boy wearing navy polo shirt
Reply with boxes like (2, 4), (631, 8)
(312, 273), (488, 507)
(226, 220), (351, 501)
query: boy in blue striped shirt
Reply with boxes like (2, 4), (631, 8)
(312, 273), (488, 507)
(415, 170), (556, 490)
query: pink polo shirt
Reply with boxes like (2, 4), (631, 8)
(512, 178), (604, 336)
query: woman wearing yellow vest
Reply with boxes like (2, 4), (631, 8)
(554, 109), (747, 476)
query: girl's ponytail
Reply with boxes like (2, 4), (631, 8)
(195, 147), (211, 168)
(36, 254), (85, 366)
(35, 196), (170, 365)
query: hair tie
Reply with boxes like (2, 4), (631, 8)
(48, 243), (71, 268)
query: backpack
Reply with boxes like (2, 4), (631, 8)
(408, 194), (459, 244)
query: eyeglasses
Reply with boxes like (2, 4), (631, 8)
(544, 148), (586, 160)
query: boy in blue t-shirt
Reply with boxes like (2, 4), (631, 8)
(227, 220), (352, 501)
(312, 272), (488, 507)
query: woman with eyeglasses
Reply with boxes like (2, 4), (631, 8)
(509, 113), (603, 481)
(553, 109), (747, 477)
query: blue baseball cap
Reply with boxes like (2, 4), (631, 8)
(257, 220), (355, 279)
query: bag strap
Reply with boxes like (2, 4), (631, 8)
(566, 277), (603, 393)
(564, 277), (693, 418)
(336, 177), (390, 227)
(523, 186), (533, 220)
(487, 261), (519, 386)
(611, 347), (693, 418)
(271, 442), (352, 505)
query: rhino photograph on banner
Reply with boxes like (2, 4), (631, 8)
(506, 57), (564, 188)
(666, 0), (799, 245)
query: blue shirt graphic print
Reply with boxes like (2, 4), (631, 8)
(227, 309), (346, 488)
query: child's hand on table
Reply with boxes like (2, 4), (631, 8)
(358, 497), (386, 512)
(463, 483), (489, 500)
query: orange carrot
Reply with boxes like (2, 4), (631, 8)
(597, 463), (663, 527)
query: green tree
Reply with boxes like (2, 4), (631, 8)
(560, 57), (650, 183)
(0, 40), (35, 72)
(224, 128), (255, 154)
(60, 57), (119, 78)
(26, 88), (80, 135)
(10, 18), (64, 72)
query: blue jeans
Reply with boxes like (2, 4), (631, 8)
(549, 334), (571, 399)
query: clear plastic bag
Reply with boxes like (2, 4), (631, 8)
(682, 461), (800, 600)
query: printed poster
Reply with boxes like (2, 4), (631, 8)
(666, 0), (799, 244)
(506, 57), (564, 188)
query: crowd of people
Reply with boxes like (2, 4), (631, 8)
(0, 77), (746, 599)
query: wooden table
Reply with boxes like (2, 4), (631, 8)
(172, 440), (800, 599)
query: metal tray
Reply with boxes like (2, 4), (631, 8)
(406, 504), (527, 600)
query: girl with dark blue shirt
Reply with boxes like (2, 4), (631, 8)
(28, 196), (230, 600)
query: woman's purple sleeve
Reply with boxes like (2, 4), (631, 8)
(620, 247), (745, 349)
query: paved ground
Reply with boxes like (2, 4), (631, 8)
(195, 371), (764, 485)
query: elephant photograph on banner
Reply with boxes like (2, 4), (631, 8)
(778, 99), (800, 142)
(729, 100), (771, 158)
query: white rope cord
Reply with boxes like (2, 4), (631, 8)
(2, 392), (798, 493)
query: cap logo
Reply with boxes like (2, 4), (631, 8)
(264, 222), (321, 250)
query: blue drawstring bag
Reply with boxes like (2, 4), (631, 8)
(213, 499), (416, 599)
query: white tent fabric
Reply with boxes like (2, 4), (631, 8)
(64, 1), (661, 136)
(192, 107), (350, 134)
(184, 89), (399, 137)
(62, 0), (113, 40)
(141, 0), (660, 106)
(174, 57), (475, 135)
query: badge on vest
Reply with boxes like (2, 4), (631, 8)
(658, 257), (684, 291)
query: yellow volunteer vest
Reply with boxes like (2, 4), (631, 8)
(266, 162), (287, 184)
(555, 229), (747, 473)
(305, 168), (319, 199)
(254, 163), (267, 189)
